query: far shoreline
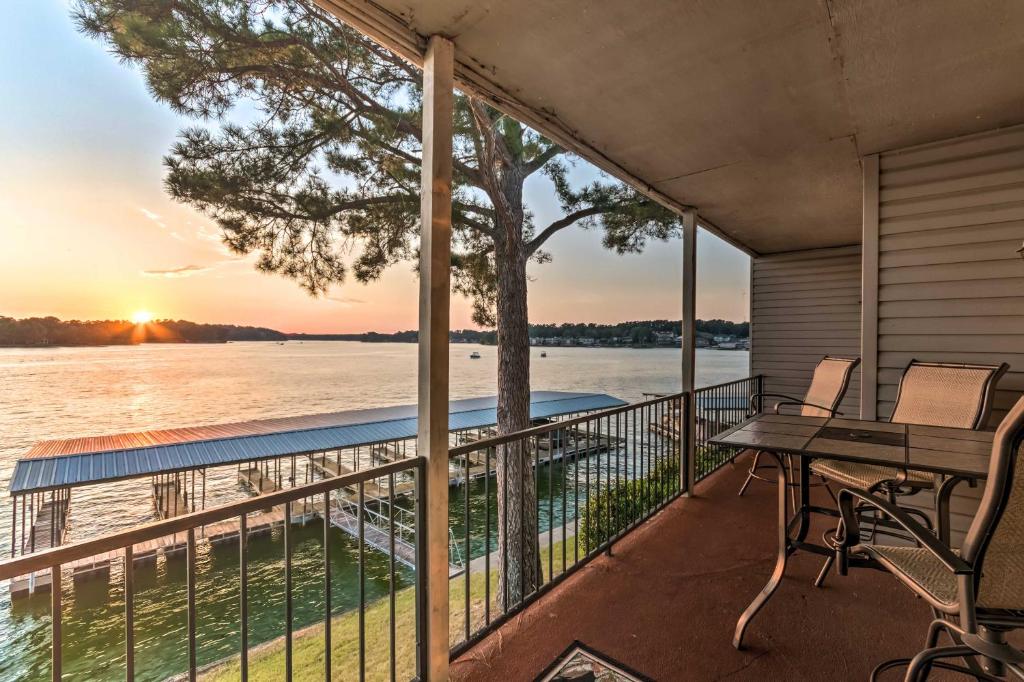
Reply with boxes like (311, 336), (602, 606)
(0, 339), (749, 351)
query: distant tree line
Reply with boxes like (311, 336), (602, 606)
(528, 319), (748, 343)
(287, 319), (747, 345)
(287, 329), (498, 344)
(0, 316), (286, 346)
(1, 316), (746, 347)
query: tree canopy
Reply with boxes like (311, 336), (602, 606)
(75, 0), (681, 326)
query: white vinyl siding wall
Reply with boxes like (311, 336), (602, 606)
(750, 245), (862, 417)
(870, 124), (1024, 544)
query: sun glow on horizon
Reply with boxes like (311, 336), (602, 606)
(131, 310), (154, 325)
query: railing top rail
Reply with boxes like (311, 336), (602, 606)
(694, 374), (762, 392)
(448, 391), (687, 457)
(0, 456), (422, 581)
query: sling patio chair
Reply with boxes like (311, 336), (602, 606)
(813, 360), (1009, 586)
(835, 394), (1024, 682)
(738, 355), (860, 506)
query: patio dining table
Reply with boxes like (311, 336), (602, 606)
(709, 413), (994, 650)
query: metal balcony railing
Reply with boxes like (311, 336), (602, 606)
(0, 378), (762, 681)
(694, 375), (763, 481)
(446, 392), (687, 657)
(0, 457), (426, 682)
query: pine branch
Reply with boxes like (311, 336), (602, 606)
(525, 205), (612, 255)
(523, 144), (564, 176)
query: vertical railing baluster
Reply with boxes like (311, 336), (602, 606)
(388, 473), (397, 682)
(51, 565), (61, 682)
(501, 444), (508, 615)
(414, 459), (427, 680)
(548, 430), (554, 579)
(626, 403), (634, 524)
(680, 395), (685, 490)
(657, 401), (664, 503)
(324, 490), (332, 682)
(560, 426), (567, 575)
(240, 513), (248, 682)
(654, 402), (659, 505)
(573, 425), (579, 566)
(610, 411), (618, 540)
(681, 395), (686, 489)
(584, 418), (591, 555)
(187, 528), (197, 682)
(484, 446), (491, 627)
(602, 413), (610, 540)
(285, 500), (293, 681)
(125, 545), (134, 681)
(644, 404), (649, 514)
(519, 439), (526, 606)
(701, 386), (707, 478)
(358, 482), (366, 682)
(600, 416), (607, 550)
(464, 452), (470, 639)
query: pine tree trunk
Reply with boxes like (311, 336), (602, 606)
(494, 234), (541, 606)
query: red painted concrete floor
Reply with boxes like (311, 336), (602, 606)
(451, 454), (962, 681)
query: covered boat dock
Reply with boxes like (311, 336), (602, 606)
(7, 391), (625, 596)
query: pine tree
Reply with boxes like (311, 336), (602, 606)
(76, 0), (682, 605)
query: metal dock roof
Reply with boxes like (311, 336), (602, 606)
(10, 391), (626, 495)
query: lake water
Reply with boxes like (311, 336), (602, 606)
(0, 341), (748, 680)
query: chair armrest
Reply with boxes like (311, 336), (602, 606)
(749, 392), (842, 416)
(837, 488), (972, 575)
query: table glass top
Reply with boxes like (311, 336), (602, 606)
(710, 413), (993, 479)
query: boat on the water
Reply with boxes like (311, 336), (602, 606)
(469, 351), (481, 359)
(540, 351), (547, 357)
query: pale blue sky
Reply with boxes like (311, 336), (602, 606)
(0, 0), (749, 332)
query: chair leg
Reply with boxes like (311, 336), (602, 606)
(925, 617), (958, 648)
(904, 646), (1001, 682)
(822, 478), (838, 504)
(737, 450), (762, 497)
(815, 513), (847, 588)
(787, 455), (797, 514)
(813, 554), (833, 588)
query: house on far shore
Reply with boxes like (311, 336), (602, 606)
(653, 331), (676, 346)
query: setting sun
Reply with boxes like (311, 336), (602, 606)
(131, 310), (153, 324)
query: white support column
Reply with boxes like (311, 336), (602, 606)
(417, 34), (453, 682)
(681, 209), (698, 494)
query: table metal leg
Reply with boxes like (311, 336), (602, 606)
(936, 475), (971, 547)
(734, 451), (806, 649)
(795, 455), (811, 543)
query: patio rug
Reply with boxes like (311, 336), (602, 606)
(535, 641), (653, 682)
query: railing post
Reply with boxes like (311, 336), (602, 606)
(681, 209), (698, 496)
(416, 33), (454, 682)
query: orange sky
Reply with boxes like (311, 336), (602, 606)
(0, 1), (749, 334)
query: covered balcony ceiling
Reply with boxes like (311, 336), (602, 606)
(320, 0), (1024, 254)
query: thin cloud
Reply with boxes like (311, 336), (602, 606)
(328, 295), (366, 308)
(141, 265), (210, 278)
(139, 207), (166, 229)
(196, 224), (240, 258)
